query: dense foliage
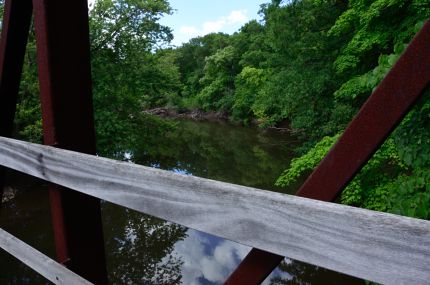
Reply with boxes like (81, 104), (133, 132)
(88, 0), (179, 156)
(274, 0), (430, 221)
(155, 0), (430, 220)
(4, 0), (178, 158)
(4, 0), (430, 221)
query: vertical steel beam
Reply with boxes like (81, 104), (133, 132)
(0, 0), (32, 204)
(32, 0), (108, 283)
(225, 19), (430, 285)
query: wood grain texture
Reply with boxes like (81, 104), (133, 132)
(0, 228), (92, 285)
(0, 136), (429, 284)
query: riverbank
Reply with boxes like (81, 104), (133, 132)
(144, 107), (293, 132)
(145, 107), (229, 121)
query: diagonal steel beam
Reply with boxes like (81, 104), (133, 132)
(225, 18), (430, 285)
(0, 0), (32, 207)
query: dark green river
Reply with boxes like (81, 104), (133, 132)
(0, 119), (363, 284)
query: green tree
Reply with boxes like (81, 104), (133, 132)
(3, 0), (177, 157)
(174, 33), (231, 109)
(89, 0), (176, 155)
(254, 1), (345, 135)
(232, 66), (267, 123)
(197, 45), (241, 111)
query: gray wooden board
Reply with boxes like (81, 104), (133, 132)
(0, 228), (93, 285)
(0, 136), (429, 284)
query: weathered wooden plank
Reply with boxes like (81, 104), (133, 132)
(0, 136), (429, 284)
(0, 228), (92, 285)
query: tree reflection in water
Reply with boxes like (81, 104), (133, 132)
(102, 202), (187, 284)
(131, 119), (298, 193)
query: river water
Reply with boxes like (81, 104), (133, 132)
(0, 119), (363, 284)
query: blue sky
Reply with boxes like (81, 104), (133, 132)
(160, 0), (268, 46)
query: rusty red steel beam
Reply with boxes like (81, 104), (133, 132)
(32, 0), (108, 283)
(0, 0), (32, 206)
(225, 18), (430, 285)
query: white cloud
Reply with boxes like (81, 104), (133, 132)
(180, 26), (200, 37)
(179, 10), (249, 39)
(172, 230), (250, 285)
(203, 20), (226, 34)
(161, 229), (294, 285)
(227, 10), (249, 24)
